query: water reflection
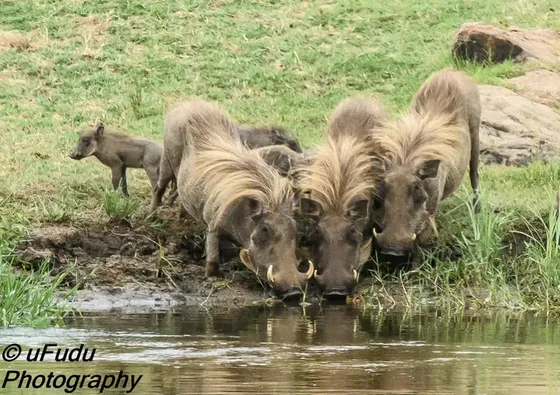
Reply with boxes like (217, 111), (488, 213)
(1, 306), (560, 394)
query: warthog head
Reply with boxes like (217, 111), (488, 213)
(270, 127), (303, 153)
(373, 159), (440, 256)
(238, 125), (303, 153)
(232, 197), (313, 298)
(69, 123), (104, 160)
(300, 196), (372, 296)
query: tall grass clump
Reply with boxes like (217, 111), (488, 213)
(363, 188), (560, 312)
(0, 248), (75, 327)
(102, 189), (140, 219)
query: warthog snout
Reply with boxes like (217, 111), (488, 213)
(239, 248), (314, 299)
(311, 262), (361, 296)
(69, 149), (81, 160)
(314, 268), (358, 296)
(373, 228), (417, 256)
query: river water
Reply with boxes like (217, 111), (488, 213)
(1, 305), (560, 394)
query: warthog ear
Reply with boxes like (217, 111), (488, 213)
(299, 195), (322, 217)
(245, 197), (264, 222)
(94, 123), (105, 137)
(229, 197), (264, 224)
(348, 199), (370, 220)
(416, 159), (440, 180)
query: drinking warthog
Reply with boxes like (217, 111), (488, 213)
(297, 97), (388, 295)
(69, 123), (162, 197)
(174, 100), (313, 298)
(372, 69), (481, 257)
(148, 114), (301, 215)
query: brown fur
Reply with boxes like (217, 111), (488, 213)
(372, 69), (481, 257)
(148, 107), (300, 215)
(297, 97), (387, 295)
(255, 145), (307, 178)
(236, 125), (302, 153)
(174, 100), (308, 297)
(184, 136), (294, 228)
(69, 123), (162, 197)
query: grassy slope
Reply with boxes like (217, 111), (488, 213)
(1, 0), (560, 312)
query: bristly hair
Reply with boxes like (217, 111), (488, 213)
(186, 133), (294, 225)
(412, 68), (470, 119)
(297, 135), (377, 214)
(173, 100), (237, 152)
(372, 110), (467, 174)
(328, 97), (388, 141)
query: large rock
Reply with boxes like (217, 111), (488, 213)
(453, 23), (560, 67)
(508, 69), (560, 108)
(478, 84), (560, 166)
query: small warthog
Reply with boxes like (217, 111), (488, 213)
(236, 125), (302, 153)
(174, 100), (313, 298)
(69, 123), (162, 197)
(148, 117), (301, 215)
(372, 69), (481, 257)
(251, 145), (315, 179)
(297, 97), (388, 295)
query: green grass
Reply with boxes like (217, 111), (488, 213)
(1, 0), (560, 316)
(0, 249), (75, 327)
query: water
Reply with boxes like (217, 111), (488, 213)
(1, 305), (560, 394)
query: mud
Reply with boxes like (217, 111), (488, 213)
(15, 207), (277, 313)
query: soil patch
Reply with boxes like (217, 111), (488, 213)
(15, 207), (273, 313)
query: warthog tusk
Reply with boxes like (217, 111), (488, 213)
(372, 228), (378, 238)
(313, 269), (318, 279)
(411, 233), (417, 241)
(429, 217), (439, 238)
(306, 260), (315, 279)
(239, 249), (256, 272)
(353, 269), (358, 282)
(267, 265), (275, 283)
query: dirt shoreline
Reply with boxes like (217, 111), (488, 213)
(16, 207), (321, 313)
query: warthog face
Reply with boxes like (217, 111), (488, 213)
(69, 123), (104, 160)
(300, 197), (371, 296)
(373, 159), (440, 256)
(270, 128), (302, 153)
(236, 199), (313, 298)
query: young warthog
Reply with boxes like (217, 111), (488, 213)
(148, 117), (301, 215)
(372, 69), (481, 257)
(236, 125), (302, 153)
(251, 145), (315, 179)
(297, 97), (388, 295)
(175, 100), (313, 298)
(69, 123), (162, 197)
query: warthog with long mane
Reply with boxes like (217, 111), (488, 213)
(174, 100), (313, 298)
(372, 69), (481, 257)
(148, 117), (301, 215)
(297, 97), (388, 295)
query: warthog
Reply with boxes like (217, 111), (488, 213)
(236, 125), (302, 153)
(69, 123), (162, 197)
(297, 97), (388, 295)
(148, 115), (301, 215)
(251, 145), (315, 179)
(174, 100), (313, 298)
(372, 69), (481, 257)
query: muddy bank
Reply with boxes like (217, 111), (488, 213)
(15, 207), (288, 313)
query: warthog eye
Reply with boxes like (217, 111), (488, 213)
(253, 223), (273, 245)
(345, 227), (361, 245)
(372, 196), (383, 210)
(410, 182), (427, 204)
